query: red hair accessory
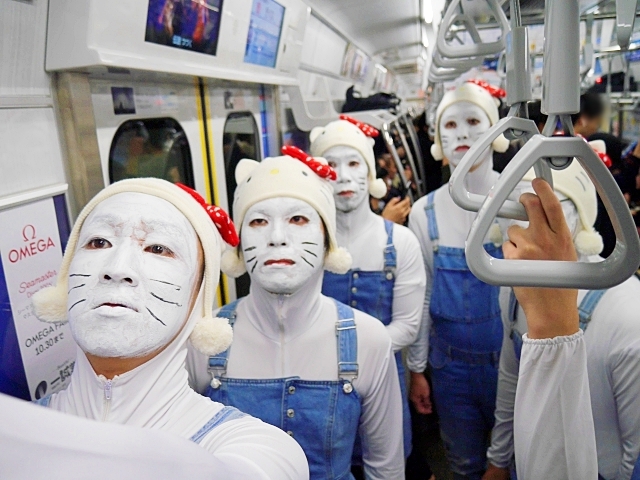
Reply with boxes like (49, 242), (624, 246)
(176, 183), (239, 247)
(281, 145), (337, 181)
(466, 79), (506, 99)
(339, 115), (380, 138)
(577, 135), (613, 168)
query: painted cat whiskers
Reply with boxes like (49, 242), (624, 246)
(66, 193), (201, 358)
(241, 197), (325, 295)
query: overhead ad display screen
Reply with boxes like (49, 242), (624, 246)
(244, 0), (285, 68)
(145, 0), (224, 56)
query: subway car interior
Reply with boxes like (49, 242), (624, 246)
(1, 0), (640, 478)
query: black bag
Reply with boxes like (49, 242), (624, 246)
(341, 86), (401, 113)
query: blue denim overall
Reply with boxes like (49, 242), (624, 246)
(322, 219), (412, 459)
(425, 191), (504, 480)
(206, 299), (361, 480)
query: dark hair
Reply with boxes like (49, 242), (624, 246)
(414, 112), (427, 131)
(570, 93), (605, 125)
(527, 100), (548, 129)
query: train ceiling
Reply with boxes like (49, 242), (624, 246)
(303, 0), (638, 96)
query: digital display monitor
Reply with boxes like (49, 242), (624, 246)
(244, 0), (285, 68)
(145, 0), (224, 56)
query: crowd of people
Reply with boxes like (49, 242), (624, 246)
(3, 83), (640, 480)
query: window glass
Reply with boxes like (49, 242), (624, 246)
(223, 112), (261, 212)
(109, 118), (195, 187)
(223, 112), (261, 299)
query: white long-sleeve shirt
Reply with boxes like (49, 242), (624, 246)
(40, 290), (308, 480)
(335, 199), (426, 352)
(516, 331), (598, 479)
(188, 270), (405, 480)
(489, 275), (640, 480)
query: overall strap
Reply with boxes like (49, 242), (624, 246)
(189, 406), (247, 444)
(425, 191), (439, 249)
(578, 289), (607, 332)
(334, 300), (358, 393)
(208, 299), (241, 383)
(383, 219), (397, 277)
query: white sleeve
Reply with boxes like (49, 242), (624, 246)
(199, 415), (309, 480)
(355, 314), (405, 480)
(486, 288), (519, 469)
(406, 200), (434, 373)
(386, 227), (426, 352)
(607, 306), (640, 480)
(514, 331), (597, 480)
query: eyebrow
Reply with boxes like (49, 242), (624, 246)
(88, 215), (186, 237)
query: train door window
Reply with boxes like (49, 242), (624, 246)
(223, 112), (261, 299)
(109, 118), (195, 188)
(223, 112), (261, 211)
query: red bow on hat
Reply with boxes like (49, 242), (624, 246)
(576, 135), (613, 168)
(466, 79), (507, 99)
(281, 145), (338, 181)
(339, 115), (380, 138)
(176, 183), (239, 247)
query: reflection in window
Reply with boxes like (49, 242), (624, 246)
(223, 112), (261, 299)
(109, 118), (195, 188)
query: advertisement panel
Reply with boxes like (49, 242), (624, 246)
(0, 194), (74, 400)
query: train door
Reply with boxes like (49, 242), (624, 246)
(206, 83), (274, 299)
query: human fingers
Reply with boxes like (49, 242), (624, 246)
(518, 191), (548, 231)
(386, 197), (400, 206)
(531, 177), (567, 235)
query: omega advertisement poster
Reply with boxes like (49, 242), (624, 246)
(0, 195), (75, 401)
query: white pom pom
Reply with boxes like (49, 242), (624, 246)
(492, 134), (510, 153)
(574, 229), (604, 256)
(32, 285), (68, 323)
(220, 249), (246, 278)
(369, 178), (387, 199)
(324, 247), (352, 274)
(431, 143), (444, 161)
(189, 316), (234, 356)
(488, 223), (504, 247)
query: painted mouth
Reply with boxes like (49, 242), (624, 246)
(264, 259), (295, 266)
(338, 190), (355, 197)
(455, 146), (470, 152)
(95, 302), (138, 312)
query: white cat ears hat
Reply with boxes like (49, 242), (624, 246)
(309, 116), (388, 199)
(431, 81), (510, 160)
(221, 147), (352, 278)
(31, 178), (238, 356)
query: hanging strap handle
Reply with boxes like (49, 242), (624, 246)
(465, 136), (640, 289)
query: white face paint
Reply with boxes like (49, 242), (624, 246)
(324, 146), (369, 213)
(241, 197), (325, 295)
(67, 193), (200, 358)
(439, 101), (491, 167)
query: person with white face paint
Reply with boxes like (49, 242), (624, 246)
(308, 116), (427, 464)
(406, 82), (512, 480)
(187, 148), (406, 480)
(485, 160), (640, 480)
(30, 178), (308, 479)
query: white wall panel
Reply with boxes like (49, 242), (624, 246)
(0, 0), (51, 96)
(300, 15), (347, 76)
(0, 108), (66, 199)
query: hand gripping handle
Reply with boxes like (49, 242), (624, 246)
(437, 0), (510, 59)
(465, 135), (640, 288)
(449, 116), (543, 220)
